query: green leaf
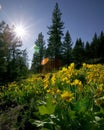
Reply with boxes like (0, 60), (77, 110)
(69, 110), (76, 120)
(39, 105), (49, 115)
(39, 96), (56, 115)
(39, 104), (56, 115)
(75, 98), (89, 113)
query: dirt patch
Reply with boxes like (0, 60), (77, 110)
(0, 105), (23, 130)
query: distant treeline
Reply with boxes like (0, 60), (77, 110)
(31, 3), (104, 73)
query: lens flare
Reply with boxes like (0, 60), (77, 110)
(41, 58), (49, 65)
(34, 44), (40, 53)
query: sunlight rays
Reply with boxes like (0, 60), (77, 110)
(14, 24), (26, 39)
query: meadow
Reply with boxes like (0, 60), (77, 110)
(0, 63), (104, 130)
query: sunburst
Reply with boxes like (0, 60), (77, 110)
(14, 24), (26, 39)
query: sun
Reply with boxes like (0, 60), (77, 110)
(14, 24), (26, 39)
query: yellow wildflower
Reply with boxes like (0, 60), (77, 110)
(72, 79), (82, 86)
(62, 67), (67, 72)
(56, 89), (61, 94)
(44, 81), (49, 89)
(51, 74), (56, 85)
(99, 84), (103, 91)
(68, 63), (75, 70)
(61, 91), (74, 102)
(62, 77), (68, 82)
(102, 96), (104, 100)
(82, 63), (87, 68)
(47, 89), (51, 93)
(70, 63), (75, 69)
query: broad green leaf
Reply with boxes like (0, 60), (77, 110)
(39, 103), (56, 115)
(39, 96), (56, 115)
(39, 105), (49, 115)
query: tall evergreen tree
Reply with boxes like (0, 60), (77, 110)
(85, 41), (91, 62)
(31, 32), (46, 73)
(73, 38), (85, 66)
(62, 30), (73, 65)
(47, 3), (64, 60)
(90, 33), (99, 59)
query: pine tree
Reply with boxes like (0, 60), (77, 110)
(90, 33), (99, 59)
(73, 38), (85, 67)
(47, 3), (64, 60)
(85, 41), (91, 62)
(31, 32), (46, 73)
(62, 30), (73, 65)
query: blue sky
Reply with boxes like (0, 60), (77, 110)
(0, 0), (104, 66)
